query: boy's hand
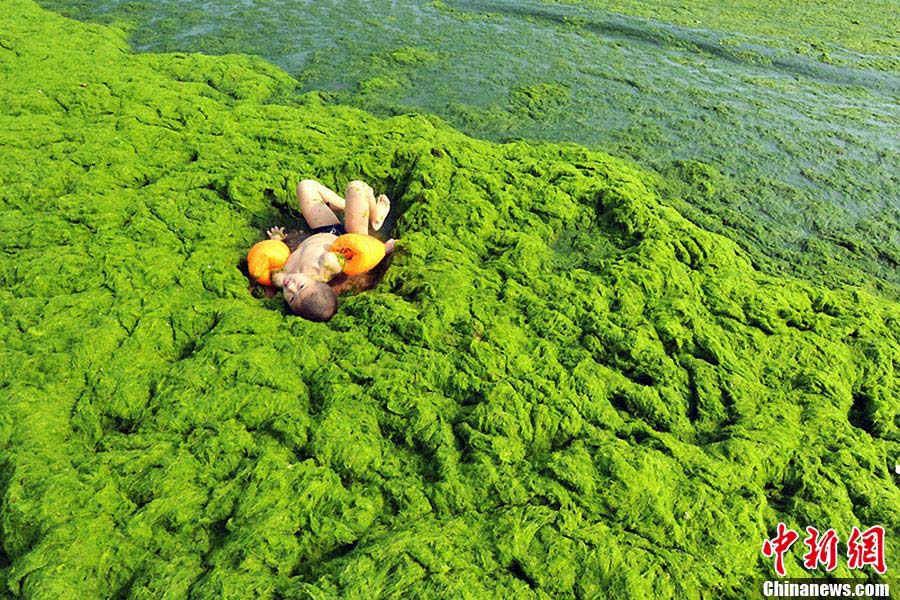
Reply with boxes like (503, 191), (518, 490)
(267, 226), (286, 240)
(320, 251), (346, 279)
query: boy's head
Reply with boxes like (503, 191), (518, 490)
(283, 274), (338, 321)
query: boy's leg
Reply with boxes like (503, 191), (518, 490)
(343, 180), (373, 234)
(344, 181), (391, 234)
(297, 180), (342, 229)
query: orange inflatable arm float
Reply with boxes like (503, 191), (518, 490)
(247, 239), (290, 285)
(329, 233), (386, 276)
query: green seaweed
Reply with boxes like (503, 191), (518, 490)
(1, 1), (899, 598)
(34, 0), (900, 300)
(548, 0), (900, 61)
(509, 83), (571, 121)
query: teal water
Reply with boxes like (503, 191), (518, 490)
(40, 0), (900, 292)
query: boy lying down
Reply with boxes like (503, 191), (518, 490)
(265, 179), (397, 321)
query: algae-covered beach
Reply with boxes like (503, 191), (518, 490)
(37, 0), (900, 297)
(1, 0), (899, 597)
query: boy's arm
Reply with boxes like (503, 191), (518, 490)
(264, 227), (289, 287)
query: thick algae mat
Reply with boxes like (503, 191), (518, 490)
(38, 0), (900, 298)
(1, 1), (900, 597)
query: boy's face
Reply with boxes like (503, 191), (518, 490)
(282, 273), (317, 313)
(282, 273), (338, 320)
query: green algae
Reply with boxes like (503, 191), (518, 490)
(1, 1), (900, 598)
(548, 0), (900, 61)
(34, 0), (900, 302)
(509, 83), (571, 121)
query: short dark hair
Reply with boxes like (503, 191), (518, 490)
(291, 281), (338, 321)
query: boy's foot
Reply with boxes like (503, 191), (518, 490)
(371, 194), (390, 231)
(385, 238), (397, 255)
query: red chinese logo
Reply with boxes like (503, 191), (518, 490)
(802, 527), (839, 572)
(762, 523), (887, 576)
(762, 522), (800, 577)
(847, 525), (887, 574)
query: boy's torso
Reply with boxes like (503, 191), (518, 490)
(282, 232), (338, 279)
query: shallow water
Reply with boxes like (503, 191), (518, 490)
(41, 0), (900, 290)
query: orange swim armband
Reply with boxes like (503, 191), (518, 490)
(247, 239), (290, 285)
(329, 233), (386, 276)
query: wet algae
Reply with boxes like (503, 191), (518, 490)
(1, 1), (899, 598)
(35, 0), (900, 299)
